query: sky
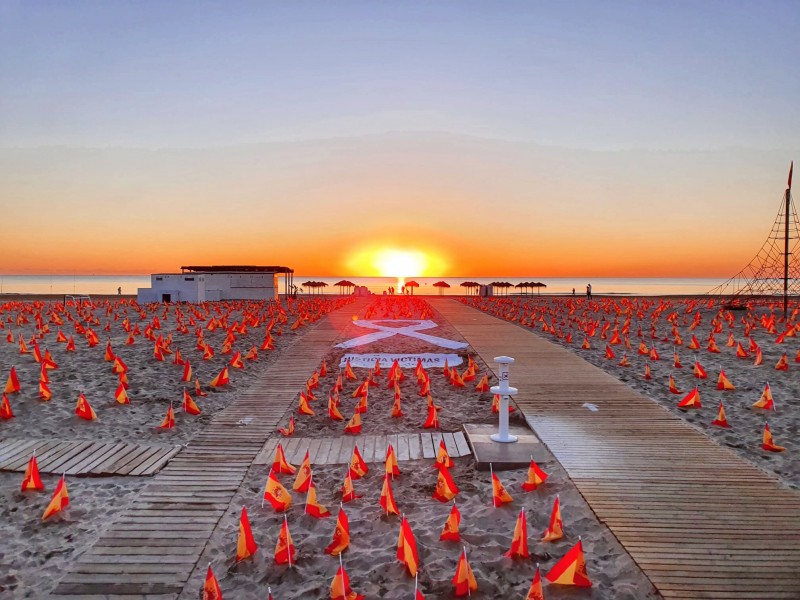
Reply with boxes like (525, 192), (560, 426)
(1, 1), (798, 277)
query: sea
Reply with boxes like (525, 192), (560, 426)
(0, 275), (726, 297)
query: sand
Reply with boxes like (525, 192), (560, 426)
(2, 294), (665, 598)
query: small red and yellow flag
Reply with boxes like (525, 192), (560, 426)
(753, 383), (775, 410)
(263, 470), (292, 512)
(274, 515), (296, 565)
(114, 383), (130, 405)
(385, 444), (400, 477)
(341, 472), (360, 503)
(432, 465), (459, 502)
(348, 445), (368, 479)
(278, 416), (295, 437)
(325, 507), (350, 555)
(344, 411), (362, 434)
(272, 443), (296, 475)
(504, 507), (530, 558)
(526, 565), (545, 600)
(396, 516), (420, 576)
(440, 502), (461, 542)
(182, 389), (201, 415)
(236, 505), (258, 561)
(21, 453), (44, 491)
(202, 565), (223, 600)
(305, 478), (330, 519)
(42, 474), (69, 520)
(209, 366), (230, 387)
(330, 562), (364, 600)
(544, 538), (592, 587)
(75, 393), (98, 421)
(491, 470), (513, 507)
(0, 393), (14, 419)
(158, 403), (175, 429)
(717, 369), (735, 390)
(522, 459), (548, 491)
(452, 547), (478, 597)
(434, 440), (454, 470)
(298, 392), (315, 416)
(380, 474), (400, 516)
(293, 451), (312, 492)
(677, 387), (701, 409)
(711, 401), (730, 428)
(762, 423), (785, 452)
(542, 495), (564, 542)
(5, 366), (21, 394)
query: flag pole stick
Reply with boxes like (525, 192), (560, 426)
(490, 463), (496, 507)
(284, 514), (291, 569)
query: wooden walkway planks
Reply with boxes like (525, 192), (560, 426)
(49, 300), (366, 599)
(252, 431), (470, 465)
(0, 438), (180, 476)
(433, 298), (800, 600)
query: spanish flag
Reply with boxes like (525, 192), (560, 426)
(114, 383), (130, 405)
(21, 453), (44, 491)
(474, 373), (490, 392)
(181, 362), (193, 383)
(581, 338), (591, 350)
(202, 565), (222, 599)
(762, 423), (785, 452)
(775, 353), (789, 371)
(618, 353), (631, 367)
(504, 508), (530, 558)
(330, 562), (364, 600)
(525, 565), (545, 600)
(348, 446), (368, 479)
(693, 361), (707, 379)
(753, 383), (775, 410)
(180, 389), (200, 415)
(717, 370), (735, 391)
(75, 393), (98, 421)
(157, 403), (175, 429)
(542, 495), (564, 542)
(293, 451), (312, 492)
(329, 394), (344, 421)
(42, 474), (69, 520)
(432, 465), (459, 502)
(305, 478), (330, 518)
(245, 346), (258, 361)
(644, 362), (651, 380)
(354, 394), (368, 415)
(320, 359), (328, 377)
(236, 505), (258, 561)
(375, 468), (400, 516)
(344, 360), (357, 380)
(423, 404), (440, 429)
(736, 342), (750, 358)
(278, 416), (295, 437)
(104, 341), (115, 362)
(522, 459), (548, 491)
(754, 348), (764, 366)
(263, 470), (292, 512)
(272, 444), (296, 475)
(299, 392), (315, 416)
(344, 411), (362, 435)
(396, 516), (420, 576)
(452, 547), (478, 596)
(491, 470), (513, 506)
(0, 393), (14, 419)
(434, 440), (454, 470)
(325, 507), (350, 555)
(385, 444), (400, 477)
(352, 380), (369, 399)
(440, 502), (461, 541)
(5, 366), (20, 394)
(544, 538), (592, 587)
(195, 377), (208, 397)
(711, 401), (730, 428)
(209, 366), (230, 387)
(274, 515), (296, 565)
(341, 471), (360, 503)
(677, 387), (701, 409)
(391, 394), (403, 418)
(668, 375), (681, 394)
(229, 351), (244, 369)
(604, 345), (615, 359)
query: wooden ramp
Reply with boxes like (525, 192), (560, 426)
(253, 430), (471, 466)
(49, 301), (364, 599)
(434, 298), (800, 600)
(0, 438), (180, 476)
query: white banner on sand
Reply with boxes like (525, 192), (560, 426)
(335, 319), (468, 350)
(340, 353), (463, 369)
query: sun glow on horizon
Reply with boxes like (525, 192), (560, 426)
(345, 246), (449, 286)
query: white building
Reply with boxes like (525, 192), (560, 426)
(137, 265), (294, 303)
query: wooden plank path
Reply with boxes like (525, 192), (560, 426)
(0, 438), (181, 476)
(253, 431), (470, 465)
(433, 298), (800, 600)
(49, 300), (366, 599)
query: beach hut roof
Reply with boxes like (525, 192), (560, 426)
(433, 281), (451, 288)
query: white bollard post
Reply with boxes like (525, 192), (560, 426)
(490, 356), (518, 443)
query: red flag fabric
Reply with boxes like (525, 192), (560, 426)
(305, 479), (331, 518)
(544, 539), (592, 587)
(274, 516), (296, 565)
(75, 393), (98, 421)
(522, 459), (548, 491)
(236, 506), (258, 561)
(348, 446), (368, 479)
(542, 495), (564, 542)
(21, 454), (44, 491)
(396, 516), (420, 576)
(380, 474), (400, 516)
(440, 502), (461, 541)
(525, 565), (545, 600)
(182, 390), (201, 415)
(263, 470), (292, 512)
(504, 508), (530, 558)
(452, 548), (478, 596)
(0, 393), (14, 419)
(325, 508), (350, 555)
(293, 451), (312, 492)
(202, 565), (223, 600)
(42, 474), (69, 520)
(432, 465), (459, 502)
(272, 444), (296, 475)
(491, 472), (513, 506)
(711, 401), (731, 428)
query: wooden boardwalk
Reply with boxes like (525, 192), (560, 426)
(49, 301), (364, 599)
(0, 438), (180, 476)
(253, 431), (471, 466)
(434, 298), (800, 600)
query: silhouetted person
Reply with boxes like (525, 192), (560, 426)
(586, 284), (592, 299)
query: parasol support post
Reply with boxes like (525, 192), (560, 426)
(490, 355), (518, 443)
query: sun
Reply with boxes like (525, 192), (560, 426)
(373, 249), (428, 278)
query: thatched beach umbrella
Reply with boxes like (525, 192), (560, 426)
(433, 281), (451, 296)
(493, 281), (512, 296)
(460, 281), (478, 296)
(534, 281), (547, 296)
(515, 282), (528, 296)
(405, 280), (419, 295)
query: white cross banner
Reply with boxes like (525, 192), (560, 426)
(335, 319), (469, 350)
(340, 353), (463, 369)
